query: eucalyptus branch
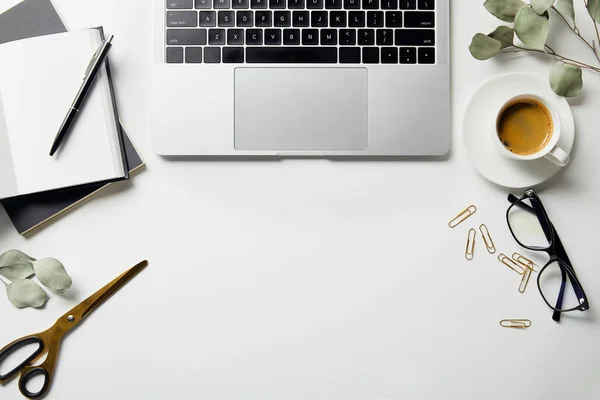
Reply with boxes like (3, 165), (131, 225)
(551, 5), (600, 63)
(593, 0), (600, 54)
(507, 45), (600, 72)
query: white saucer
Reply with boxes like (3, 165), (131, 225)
(463, 73), (575, 189)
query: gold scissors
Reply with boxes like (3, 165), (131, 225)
(0, 261), (148, 399)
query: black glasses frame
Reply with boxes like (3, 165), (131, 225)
(506, 189), (589, 322)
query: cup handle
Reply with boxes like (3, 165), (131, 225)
(545, 146), (570, 167)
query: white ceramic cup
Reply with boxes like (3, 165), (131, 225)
(495, 94), (570, 167)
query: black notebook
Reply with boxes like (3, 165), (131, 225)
(0, 0), (144, 235)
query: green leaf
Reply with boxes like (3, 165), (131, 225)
(531, 0), (554, 15)
(488, 26), (515, 49)
(33, 258), (72, 291)
(469, 33), (502, 60)
(484, 0), (527, 22)
(550, 63), (583, 97)
(0, 259), (34, 281)
(6, 280), (48, 308)
(587, 0), (600, 21)
(556, 0), (575, 25)
(0, 250), (35, 267)
(515, 7), (550, 49)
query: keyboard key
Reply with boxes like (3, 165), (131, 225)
(399, 0), (416, 9)
(302, 29), (319, 44)
(326, 0), (343, 8)
(400, 46), (416, 63)
(367, 11), (383, 27)
(265, 29), (282, 44)
(233, 0), (250, 8)
(404, 11), (434, 27)
(418, 0), (434, 9)
(362, 0), (378, 9)
(167, 11), (198, 27)
(419, 47), (435, 63)
(311, 11), (328, 27)
(340, 47), (360, 63)
(307, 0), (324, 9)
(358, 29), (375, 45)
(214, 0), (230, 8)
(270, 0), (286, 8)
(227, 29), (244, 44)
(376, 29), (393, 45)
(284, 29), (301, 44)
(274, 11), (291, 26)
(223, 47), (244, 63)
(349, 11), (365, 26)
(381, 47), (398, 63)
(256, 11), (272, 26)
(237, 11), (254, 26)
(293, 11), (309, 26)
(330, 11), (347, 27)
(363, 47), (379, 63)
(344, 0), (360, 8)
(204, 47), (221, 63)
(195, 0), (211, 8)
(246, 29), (263, 44)
(251, 0), (268, 7)
(185, 47), (203, 63)
(209, 29), (225, 44)
(339, 29), (356, 45)
(246, 47), (337, 63)
(320, 29), (337, 45)
(166, 47), (184, 63)
(199, 11), (216, 26)
(167, 0), (193, 9)
(289, 0), (305, 8)
(382, 0), (397, 9)
(395, 29), (434, 45)
(218, 11), (234, 26)
(385, 11), (402, 27)
(167, 29), (207, 45)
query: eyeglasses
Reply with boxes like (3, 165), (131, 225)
(506, 189), (589, 322)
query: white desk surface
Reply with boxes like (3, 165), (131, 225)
(0, 1), (599, 399)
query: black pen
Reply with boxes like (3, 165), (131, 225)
(49, 35), (114, 156)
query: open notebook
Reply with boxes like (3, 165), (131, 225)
(0, 28), (128, 201)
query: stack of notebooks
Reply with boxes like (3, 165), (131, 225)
(0, 0), (144, 235)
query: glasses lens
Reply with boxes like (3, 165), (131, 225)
(538, 260), (583, 312)
(507, 198), (551, 249)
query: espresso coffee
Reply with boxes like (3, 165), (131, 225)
(497, 99), (553, 156)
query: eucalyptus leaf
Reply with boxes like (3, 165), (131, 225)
(587, 0), (600, 21)
(0, 250), (35, 267)
(6, 279), (48, 308)
(531, 0), (554, 15)
(0, 259), (34, 281)
(515, 7), (550, 49)
(488, 26), (515, 49)
(556, 0), (575, 25)
(469, 33), (502, 60)
(484, 0), (527, 22)
(33, 258), (72, 291)
(550, 63), (583, 96)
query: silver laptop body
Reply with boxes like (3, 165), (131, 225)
(152, 0), (450, 156)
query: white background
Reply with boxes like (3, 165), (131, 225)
(0, 0), (599, 399)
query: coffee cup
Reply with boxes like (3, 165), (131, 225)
(495, 94), (570, 167)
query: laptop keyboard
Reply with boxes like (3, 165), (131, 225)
(165, 0), (436, 64)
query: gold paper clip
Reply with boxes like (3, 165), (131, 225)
(498, 253), (525, 275)
(512, 252), (539, 273)
(448, 205), (477, 228)
(479, 224), (496, 254)
(519, 266), (532, 293)
(465, 228), (476, 260)
(500, 319), (531, 329)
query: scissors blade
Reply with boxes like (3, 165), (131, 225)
(59, 261), (148, 326)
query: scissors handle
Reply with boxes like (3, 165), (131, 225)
(0, 336), (44, 382)
(18, 365), (51, 399)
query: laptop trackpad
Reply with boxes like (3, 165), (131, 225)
(234, 68), (368, 151)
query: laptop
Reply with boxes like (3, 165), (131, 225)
(152, 0), (450, 156)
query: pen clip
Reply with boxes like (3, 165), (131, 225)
(83, 35), (113, 78)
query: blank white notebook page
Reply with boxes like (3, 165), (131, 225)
(0, 29), (124, 196)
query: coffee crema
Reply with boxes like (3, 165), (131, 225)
(497, 99), (553, 156)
